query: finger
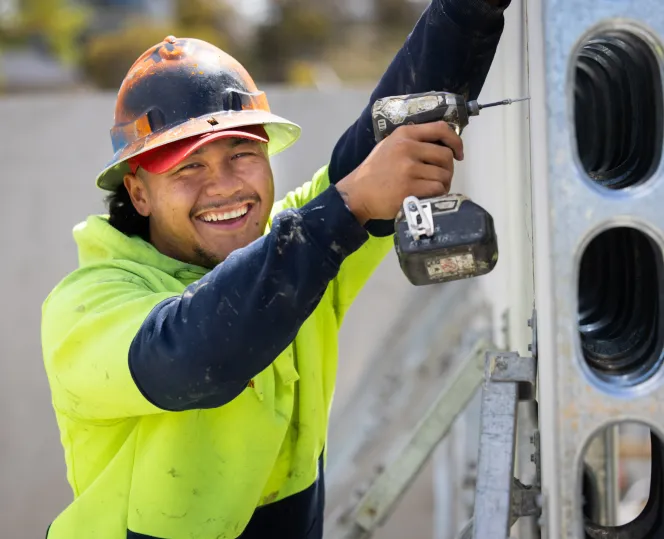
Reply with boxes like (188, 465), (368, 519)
(412, 141), (455, 170)
(409, 178), (451, 199)
(403, 121), (464, 160)
(409, 162), (453, 186)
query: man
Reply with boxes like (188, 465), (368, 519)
(41, 0), (510, 537)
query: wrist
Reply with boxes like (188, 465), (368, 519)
(297, 185), (369, 264)
(335, 176), (369, 226)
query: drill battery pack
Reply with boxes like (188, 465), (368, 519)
(394, 194), (499, 286)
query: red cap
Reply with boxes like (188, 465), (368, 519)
(127, 124), (270, 175)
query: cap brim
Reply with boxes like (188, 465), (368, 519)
(136, 129), (268, 175)
(96, 111), (301, 191)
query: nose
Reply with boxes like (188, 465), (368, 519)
(204, 170), (243, 198)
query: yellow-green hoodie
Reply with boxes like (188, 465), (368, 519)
(41, 165), (392, 539)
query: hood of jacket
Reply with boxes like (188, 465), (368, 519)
(72, 215), (208, 281)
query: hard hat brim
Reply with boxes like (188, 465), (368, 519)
(127, 125), (270, 175)
(96, 110), (301, 191)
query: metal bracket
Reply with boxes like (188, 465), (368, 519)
(527, 308), (538, 360)
(512, 478), (541, 519)
(403, 195), (434, 240)
(471, 352), (539, 539)
(455, 476), (542, 539)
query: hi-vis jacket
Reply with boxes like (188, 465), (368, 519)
(41, 1), (509, 537)
(43, 165), (391, 539)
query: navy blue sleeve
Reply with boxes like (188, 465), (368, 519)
(128, 185), (368, 412)
(328, 0), (511, 236)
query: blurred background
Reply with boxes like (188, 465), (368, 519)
(0, 1), (654, 538)
(0, 0), (428, 92)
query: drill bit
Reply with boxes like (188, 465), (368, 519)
(478, 96), (530, 109)
(465, 96), (530, 116)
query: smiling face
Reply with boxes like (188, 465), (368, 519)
(123, 136), (274, 268)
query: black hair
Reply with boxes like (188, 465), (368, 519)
(105, 183), (150, 241)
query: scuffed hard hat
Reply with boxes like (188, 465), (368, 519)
(96, 36), (301, 191)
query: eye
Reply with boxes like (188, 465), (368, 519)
(231, 151), (256, 160)
(175, 162), (202, 173)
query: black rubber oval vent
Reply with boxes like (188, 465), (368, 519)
(578, 227), (662, 384)
(574, 30), (663, 189)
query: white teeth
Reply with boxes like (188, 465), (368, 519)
(200, 205), (249, 222)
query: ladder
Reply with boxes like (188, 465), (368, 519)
(328, 333), (540, 539)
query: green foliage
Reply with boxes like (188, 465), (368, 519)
(176, 0), (234, 29)
(3, 0), (90, 63)
(2, 0), (423, 90)
(252, 2), (332, 82)
(80, 0), (237, 90)
(80, 20), (232, 90)
(80, 22), (167, 89)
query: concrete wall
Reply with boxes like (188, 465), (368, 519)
(0, 88), (423, 538)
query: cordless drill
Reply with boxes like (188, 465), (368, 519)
(371, 90), (529, 286)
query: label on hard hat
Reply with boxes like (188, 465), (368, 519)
(425, 253), (476, 279)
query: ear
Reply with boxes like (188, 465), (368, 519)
(123, 171), (151, 217)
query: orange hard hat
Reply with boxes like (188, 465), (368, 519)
(96, 36), (301, 191)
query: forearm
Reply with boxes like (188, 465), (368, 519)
(129, 185), (367, 411)
(374, 0), (510, 101)
(329, 0), (510, 235)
